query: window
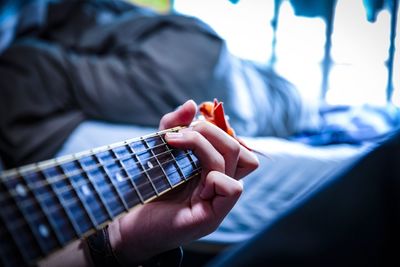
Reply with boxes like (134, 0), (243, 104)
(174, 0), (399, 107)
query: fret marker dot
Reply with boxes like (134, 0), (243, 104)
(147, 161), (154, 169)
(39, 224), (49, 238)
(15, 184), (27, 197)
(81, 184), (91, 196)
(115, 172), (124, 182)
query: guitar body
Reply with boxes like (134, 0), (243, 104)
(0, 127), (200, 267)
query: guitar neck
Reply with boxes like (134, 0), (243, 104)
(0, 127), (200, 266)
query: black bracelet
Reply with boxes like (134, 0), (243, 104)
(86, 226), (183, 267)
(86, 226), (121, 267)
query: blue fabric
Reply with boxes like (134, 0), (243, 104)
(291, 105), (400, 146)
(209, 129), (400, 266)
(0, 0), (47, 53)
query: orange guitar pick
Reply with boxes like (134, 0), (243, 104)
(199, 99), (265, 156)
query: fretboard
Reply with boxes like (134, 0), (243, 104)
(0, 127), (200, 267)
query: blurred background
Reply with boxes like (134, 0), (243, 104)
(0, 1), (399, 266)
(132, 0), (399, 107)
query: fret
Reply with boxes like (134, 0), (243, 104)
(0, 173), (50, 262)
(0, 126), (203, 267)
(94, 151), (129, 211)
(41, 166), (80, 240)
(23, 170), (76, 246)
(185, 150), (200, 169)
(113, 146), (145, 204)
(60, 161), (108, 228)
(143, 136), (172, 193)
(172, 149), (199, 179)
(98, 149), (141, 209)
(47, 165), (92, 236)
(79, 156), (125, 218)
(125, 142), (158, 201)
(158, 134), (186, 186)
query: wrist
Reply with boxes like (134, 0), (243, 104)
(108, 219), (150, 265)
(85, 225), (122, 267)
(108, 220), (123, 260)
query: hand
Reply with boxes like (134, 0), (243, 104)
(108, 100), (259, 265)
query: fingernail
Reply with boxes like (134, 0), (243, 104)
(165, 132), (183, 139)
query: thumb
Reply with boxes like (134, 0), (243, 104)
(159, 100), (197, 130)
(199, 171), (243, 220)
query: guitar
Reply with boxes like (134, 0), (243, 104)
(0, 126), (201, 267)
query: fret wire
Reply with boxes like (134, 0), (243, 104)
(1, 182), (98, 232)
(160, 135), (187, 181)
(0, 181), (42, 263)
(19, 170), (64, 252)
(18, 173), (97, 217)
(1, 149), (194, 207)
(1, 141), (175, 198)
(11, 161), (175, 218)
(1, 165), (202, 237)
(4, 190), (82, 225)
(185, 150), (200, 169)
(144, 135), (173, 188)
(75, 157), (115, 222)
(158, 135), (188, 186)
(123, 144), (145, 204)
(57, 162), (95, 235)
(1, 134), (174, 184)
(135, 138), (160, 196)
(42, 166), (81, 239)
(95, 152), (129, 211)
(63, 161), (99, 230)
(23, 169), (65, 246)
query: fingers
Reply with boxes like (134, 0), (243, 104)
(159, 100), (197, 130)
(235, 146), (259, 179)
(166, 121), (259, 179)
(188, 122), (240, 178)
(199, 171), (243, 221)
(165, 129), (226, 174)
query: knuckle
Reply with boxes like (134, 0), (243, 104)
(250, 156), (260, 171)
(210, 154), (225, 173)
(227, 140), (241, 157)
(232, 180), (243, 197)
(193, 121), (209, 133)
(159, 113), (172, 128)
(188, 130), (202, 143)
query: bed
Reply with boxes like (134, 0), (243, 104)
(55, 119), (376, 250)
(0, 1), (399, 264)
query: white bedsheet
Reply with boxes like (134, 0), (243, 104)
(57, 121), (373, 246)
(199, 137), (372, 246)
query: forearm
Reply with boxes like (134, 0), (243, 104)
(38, 239), (92, 267)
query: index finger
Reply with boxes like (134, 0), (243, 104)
(189, 121), (259, 180)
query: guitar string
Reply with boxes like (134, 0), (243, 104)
(0, 139), (194, 203)
(0, 164), (201, 261)
(0, 152), (200, 241)
(0, 147), (198, 206)
(0, 136), (201, 239)
(2, 164), (202, 234)
(5, 150), (197, 211)
(1, 134), (173, 184)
